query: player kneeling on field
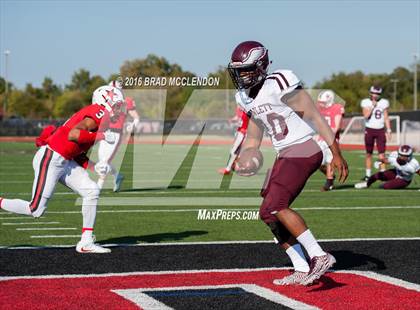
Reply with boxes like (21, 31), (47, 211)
(355, 145), (419, 190)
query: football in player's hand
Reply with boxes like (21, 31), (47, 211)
(235, 148), (264, 176)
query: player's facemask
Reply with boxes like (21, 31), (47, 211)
(370, 94), (381, 101)
(397, 155), (410, 165)
(228, 63), (266, 90)
(109, 100), (124, 121)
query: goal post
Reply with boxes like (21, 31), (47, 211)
(401, 120), (420, 151)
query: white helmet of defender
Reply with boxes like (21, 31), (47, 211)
(92, 85), (124, 117)
(109, 77), (124, 90)
(317, 90), (335, 108)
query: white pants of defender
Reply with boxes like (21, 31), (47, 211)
(3, 146), (100, 228)
(98, 131), (121, 164)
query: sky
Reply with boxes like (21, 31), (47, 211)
(0, 0), (419, 88)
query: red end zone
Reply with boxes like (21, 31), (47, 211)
(1, 269), (419, 309)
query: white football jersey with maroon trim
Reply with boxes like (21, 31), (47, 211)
(361, 98), (389, 129)
(237, 69), (315, 153)
(388, 151), (420, 181)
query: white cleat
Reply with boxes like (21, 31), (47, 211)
(76, 241), (111, 254)
(273, 271), (309, 285)
(301, 253), (336, 286)
(113, 174), (124, 192)
(354, 181), (368, 189)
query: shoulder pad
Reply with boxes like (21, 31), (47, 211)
(266, 69), (301, 92)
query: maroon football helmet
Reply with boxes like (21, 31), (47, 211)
(369, 85), (382, 101)
(228, 41), (270, 89)
(397, 144), (413, 165)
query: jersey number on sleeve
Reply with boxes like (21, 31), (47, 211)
(266, 113), (289, 141)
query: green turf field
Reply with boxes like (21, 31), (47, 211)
(0, 141), (419, 247)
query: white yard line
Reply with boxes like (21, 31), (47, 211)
(2, 222), (60, 225)
(16, 228), (77, 231)
(0, 237), (419, 250)
(30, 235), (80, 239)
(44, 205), (420, 214)
(0, 217), (34, 219)
(0, 181), (34, 183)
(2, 187), (419, 197)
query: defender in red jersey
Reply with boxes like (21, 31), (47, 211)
(0, 85), (124, 253)
(96, 81), (140, 192)
(219, 106), (250, 175)
(316, 90), (345, 191)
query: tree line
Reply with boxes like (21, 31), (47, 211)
(0, 54), (418, 119)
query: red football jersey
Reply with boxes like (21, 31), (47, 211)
(48, 105), (110, 160)
(236, 107), (249, 133)
(109, 96), (137, 130)
(318, 103), (344, 131)
(35, 125), (57, 147)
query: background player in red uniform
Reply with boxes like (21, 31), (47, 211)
(96, 80), (140, 191)
(219, 106), (250, 175)
(316, 90), (345, 191)
(0, 85), (124, 253)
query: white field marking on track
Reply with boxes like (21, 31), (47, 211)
(113, 289), (173, 310)
(2, 222), (60, 225)
(1, 237), (419, 250)
(16, 227), (77, 231)
(337, 270), (420, 293)
(1, 268), (419, 293)
(45, 205), (420, 214)
(30, 235), (80, 239)
(113, 284), (319, 310)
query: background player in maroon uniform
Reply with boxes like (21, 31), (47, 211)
(360, 86), (391, 180)
(355, 144), (420, 190)
(0, 85), (124, 253)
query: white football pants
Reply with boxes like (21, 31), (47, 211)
(1, 146), (99, 230)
